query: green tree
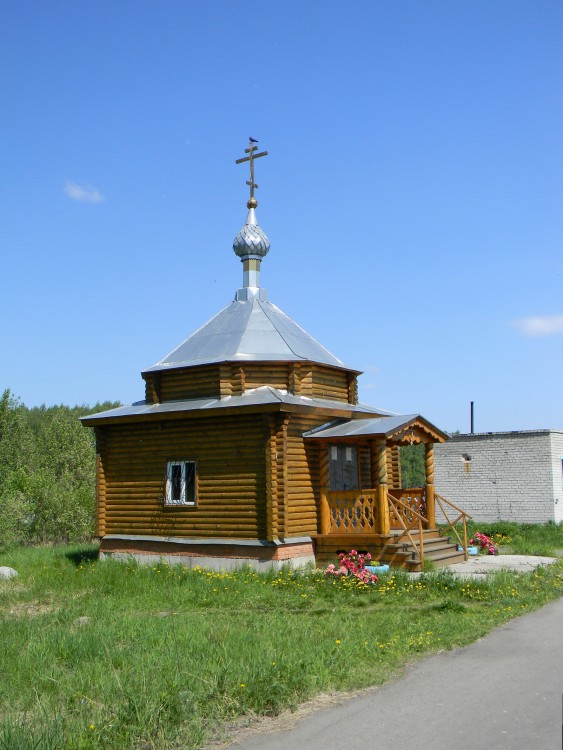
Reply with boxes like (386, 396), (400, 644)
(0, 389), (33, 481)
(400, 444), (425, 488)
(0, 390), (35, 548)
(0, 391), (120, 550)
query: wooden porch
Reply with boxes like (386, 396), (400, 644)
(306, 415), (471, 572)
(313, 488), (469, 571)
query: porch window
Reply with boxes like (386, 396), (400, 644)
(329, 444), (359, 491)
(165, 461), (197, 506)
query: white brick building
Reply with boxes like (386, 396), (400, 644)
(434, 430), (563, 524)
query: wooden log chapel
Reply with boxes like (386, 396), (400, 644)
(82, 141), (470, 571)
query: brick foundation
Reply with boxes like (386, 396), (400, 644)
(100, 536), (315, 570)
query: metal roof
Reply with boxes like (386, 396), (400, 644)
(303, 414), (447, 441)
(303, 415), (419, 439)
(81, 387), (392, 424)
(144, 296), (353, 374)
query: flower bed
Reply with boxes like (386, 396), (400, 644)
(325, 550), (379, 584)
(470, 532), (497, 555)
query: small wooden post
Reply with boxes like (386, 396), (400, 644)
(371, 438), (390, 535)
(319, 489), (331, 534)
(463, 516), (468, 561)
(319, 446), (331, 534)
(425, 443), (436, 528)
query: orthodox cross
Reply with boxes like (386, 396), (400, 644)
(235, 139), (268, 202)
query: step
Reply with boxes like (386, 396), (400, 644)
(418, 541), (459, 554)
(408, 550), (466, 570)
(389, 530), (444, 544)
(312, 531), (468, 571)
(388, 527), (442, 537)
(425, 549), (466, 563)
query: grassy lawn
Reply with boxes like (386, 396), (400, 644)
(1, 531), (562, 750)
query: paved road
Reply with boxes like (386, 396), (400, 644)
(228, 597), (563, 750)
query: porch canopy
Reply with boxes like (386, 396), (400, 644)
(303, 414), (448, 444)
(304, 414), (448, 534)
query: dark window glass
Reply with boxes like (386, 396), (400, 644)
(171, 464), (183, 502)
(185, 462), (196, 504)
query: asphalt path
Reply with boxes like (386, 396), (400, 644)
(227, 597), (563, 750)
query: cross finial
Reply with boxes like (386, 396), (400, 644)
(235, 138), (268, 208)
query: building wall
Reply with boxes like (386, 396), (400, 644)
(97, 413), (267, 539)
(434, 431), (560, 523)
(549, 432), (563, 523)
(143, 362), (359, 405)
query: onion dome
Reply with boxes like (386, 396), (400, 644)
(233, 200), (270, 260)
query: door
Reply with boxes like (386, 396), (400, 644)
(329, 444), (359, 491)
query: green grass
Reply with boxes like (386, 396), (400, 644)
(462, 520), (563, 557)
(1, 542), (562, 750)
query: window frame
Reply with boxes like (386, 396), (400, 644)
(165, 460), (197, 507)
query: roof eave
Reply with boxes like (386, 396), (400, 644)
(141, 357), (362, 377)
(80, 395), (376, 427)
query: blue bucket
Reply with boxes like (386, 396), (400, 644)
(365, 564), (390, 574)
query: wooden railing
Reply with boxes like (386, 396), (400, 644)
(321, 489), (377, 534)
(388, 489), (427, 530)
(387, 492), (427, 566)
(435, 493), (473, 560)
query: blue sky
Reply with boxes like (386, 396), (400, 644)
(1, 0), (561, 433)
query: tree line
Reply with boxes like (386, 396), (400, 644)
(0, 389), (119, 551)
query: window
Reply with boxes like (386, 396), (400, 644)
(165, 461), (197, 506)
(329, 444), (359, 491)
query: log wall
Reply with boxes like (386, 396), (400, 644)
(359, 444), (372, 489)
(244, 364), (289, 392)
(152, 365), (221, 401)
(95, 431), (107, 537)
(311, 365), (354, 403)
(387, 445), (402, 489)
(285, 414), (326, 537)
(143, 362), (357, 405)
(97, 414), (267, 539)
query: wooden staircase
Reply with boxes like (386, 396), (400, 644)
(313, 528), (465, 572)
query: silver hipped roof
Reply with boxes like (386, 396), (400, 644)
(81, 387), (392, 424)
(144, 296), (353, 374)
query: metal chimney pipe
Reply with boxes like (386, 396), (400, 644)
(470, 401), (474, 434)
